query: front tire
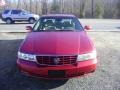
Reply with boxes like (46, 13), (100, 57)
(29, 18), (35, 24)
(6, 18), (13, 24)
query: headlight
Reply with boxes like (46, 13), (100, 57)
(77, 50), (97, 61)
(18, 51), (36, 61)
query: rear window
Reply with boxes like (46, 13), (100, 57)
(11, 10), (21, 14)
(3, 10), (10, 14)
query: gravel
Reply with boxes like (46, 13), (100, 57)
(0, 32), (120, 90)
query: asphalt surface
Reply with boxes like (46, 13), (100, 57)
(0, 20), (32, 32)
(0, 19), (120, 32)
(80, 19), (120, 31)
(0, 32), (120, 90)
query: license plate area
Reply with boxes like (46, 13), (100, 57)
(48, 70), (65, 78)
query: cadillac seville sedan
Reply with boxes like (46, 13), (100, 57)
(17, 14), (97, 79)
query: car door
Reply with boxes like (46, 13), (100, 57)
(19, 11), (29, 21)
(11, 10), (22, 21)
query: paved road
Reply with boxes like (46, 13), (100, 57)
(0, 19), (120, 32)
(80, 19), (120, 31)
(0, 32), (120, 90)
(0, 20), (32, 32)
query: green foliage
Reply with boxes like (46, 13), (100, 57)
(95, 4), (104, 18)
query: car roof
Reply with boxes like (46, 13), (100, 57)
(4, 9), (24, 11)
(41, 14), (76, 18)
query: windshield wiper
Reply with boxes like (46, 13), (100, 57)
(33, 29), (75, 32)
(56, 30), (75, 31)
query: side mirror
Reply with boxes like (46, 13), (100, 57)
(84, 25), (92, 30)
(26, 26), (32, 32)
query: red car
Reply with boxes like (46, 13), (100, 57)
(17, 14), (97, 79)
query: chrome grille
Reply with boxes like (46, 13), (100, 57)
(36, 55), (77, 65)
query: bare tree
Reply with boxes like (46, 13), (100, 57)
(117, 0), (120, 18)
(59, 0), (64, 13)
(79, 0), (86, 18)
(29, 0), (32, 12)
(0, 0), (118, 18)
(35, 0), (38, 14)
(17, 0), (21, 9)
(23, 0), (28, 10)
(41, 0), (47, 14)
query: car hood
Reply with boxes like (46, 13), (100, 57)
(29, 14), (39, 17)
(20, 31), (94, 55)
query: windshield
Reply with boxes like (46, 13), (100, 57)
(33, 17), (83, 31)
(22, 10), (30, 14)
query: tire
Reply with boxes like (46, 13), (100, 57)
(6, 18), (13, 24)
(29, 18), (35, 24)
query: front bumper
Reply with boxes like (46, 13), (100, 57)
(1, 18), (6, 21)
(17, 59), (97, 79)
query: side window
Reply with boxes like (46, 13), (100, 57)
(21, 11), (26, 15)
(11, 10), (21, 15)
(62, 19), (75, 30)
(3, 10), (10, 14)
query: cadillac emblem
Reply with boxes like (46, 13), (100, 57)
(54, 57), (60, 64)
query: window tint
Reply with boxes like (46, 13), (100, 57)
(11, 10), (21, 14)
(3, 10), (10, 14)
(22, 10), (30, 14)
(33, 17), (83, 31)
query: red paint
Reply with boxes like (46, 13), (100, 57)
(17, 15), (97, 79)
(17, 59), (97, 79)
(84, 25), (92, 30)
(21, 31), (94, 55)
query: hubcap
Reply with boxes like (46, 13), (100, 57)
(30, 19), (35, 23)
(6, 19), (11, 24)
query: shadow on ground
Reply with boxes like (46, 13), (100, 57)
(0, 39), (68, 90)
